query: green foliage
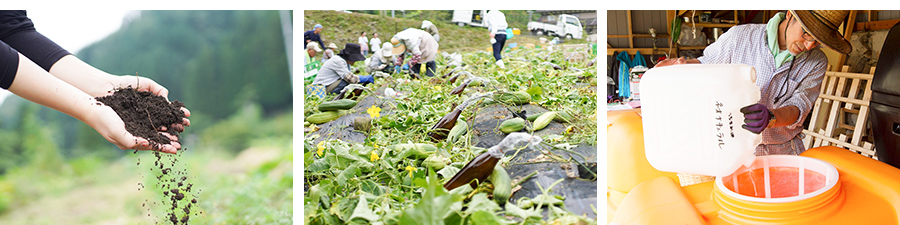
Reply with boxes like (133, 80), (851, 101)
(398, 173), (464, 225)
(78, 10), (292, 122)
(0, 130), (21, 174)
(199, 103), (262, 153)
(304, 29), (598, 222)
(0, 178), (13, 214)
(198, 102), (292, 154)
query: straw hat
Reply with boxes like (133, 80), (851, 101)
(790, 10), (852, 54)
(390, 37), (406, 55)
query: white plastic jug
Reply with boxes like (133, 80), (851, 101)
(640, 64), (761, 177)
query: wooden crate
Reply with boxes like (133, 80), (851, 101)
(802, 66), (877, 158)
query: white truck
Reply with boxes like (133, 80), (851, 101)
(527, 14), (584, 39)
(451, 10), (488, 27)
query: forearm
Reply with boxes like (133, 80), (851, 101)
(48, 55), (119, 97)
(49, 55), (170, 99)
(770, 105), (800, 128)
(8, 53), (99, 124)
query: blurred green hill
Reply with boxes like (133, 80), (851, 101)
(303, 10), (539, 53)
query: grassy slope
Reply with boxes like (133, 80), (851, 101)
(0, 110), (294, 224)
(303, 10), (591, 53)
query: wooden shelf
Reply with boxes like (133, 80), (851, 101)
(685, 22), (737, 28)
(667, 10), (742, 58)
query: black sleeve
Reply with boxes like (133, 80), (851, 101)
(0, 10), (71, 71)
(0, 40), (18, 90)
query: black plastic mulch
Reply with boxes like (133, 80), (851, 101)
(469, 104), (597, 219)
(307, 88), (396, 145)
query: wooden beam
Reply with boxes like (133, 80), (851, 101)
(627, 10), (634, 48)
(607, 48), (656, 56)
(667, 10), (677, 58)
(854, 19), (900, 31)
(685, 23), (738, 28)
(667, 10), (676, 44)
(608, 34), (671, 39)
(734, 10), (738, 24)
(838, 10), (858, 69)
(744, 10), (760, 24)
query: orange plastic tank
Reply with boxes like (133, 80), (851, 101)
(606, 111), (679, 206)
(608, 112), (900, 225)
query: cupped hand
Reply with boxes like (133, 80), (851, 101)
(115, 75), (192, 131)
(88, 103), (182, 154)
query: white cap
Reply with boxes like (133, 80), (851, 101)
(306, 42), (322, 52)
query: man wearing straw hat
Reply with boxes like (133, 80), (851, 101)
(656, 10), (853, 156)
(391, 28), (439, 78)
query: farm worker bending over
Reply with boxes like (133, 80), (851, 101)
(322, 43), (337, 62)
(365, 43), (396, 74)
(391, 28), (439, 78)
(655, 10), (853, 156)
(485, 10), (508, 69)
(305, 24), (326, 51)
(0, 10), (190, 154)
(312, 43), (374, 94)
(421, 20), (440, 42)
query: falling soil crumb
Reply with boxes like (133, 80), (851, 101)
(140, 147), (199, 224)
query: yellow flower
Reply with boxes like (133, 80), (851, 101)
(316, 141), (325, 157)
(434, 86), (442, 91)
(367, 105), (382, 119)
(374, 143), (380, 148)
(405, 165), (417, 178)
(370, 151), (380, 162)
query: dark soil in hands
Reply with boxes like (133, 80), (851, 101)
(95, 86), (186, 149)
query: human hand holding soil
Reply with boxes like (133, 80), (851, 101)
(112, 74), (192, 132)
(86, 103), (182, 154)
(95, 86), (190, 154)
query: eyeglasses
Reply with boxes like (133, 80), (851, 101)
(795, 18), (818, 44)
